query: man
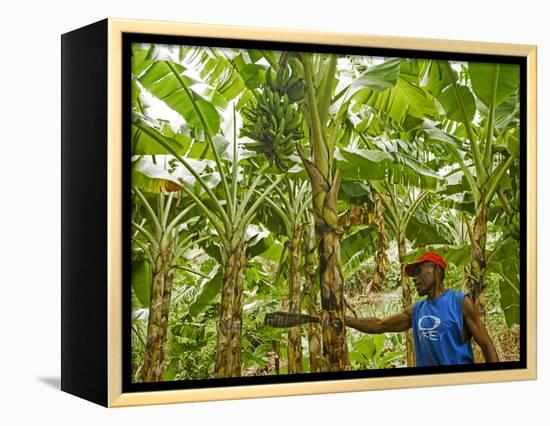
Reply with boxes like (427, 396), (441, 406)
(345, 252), (499, 366)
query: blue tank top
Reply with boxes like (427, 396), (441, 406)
(412, 289), (474, 366)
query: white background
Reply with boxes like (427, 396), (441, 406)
(1, 0), (547, 424)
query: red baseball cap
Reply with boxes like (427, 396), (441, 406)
(404, 252), (447, 277)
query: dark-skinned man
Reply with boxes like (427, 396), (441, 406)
(345, 252), (499, 366)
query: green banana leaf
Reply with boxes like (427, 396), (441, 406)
(178, 46), (267, 107)
(133, 112), (232, 162)
(132, 156), (184, 193)
(257, 240), (284, 263)
(350, 57), (401, 91)
(498, 276), (520, 327)
(422, 120), (467, 152)
(335, 146), (441, 190)
(132, 44), (155, 77)
(487, 238), (520, 326)
(188, 266), (223, 318)
(340, 180), (371, 198)
(406, 209), (454, 246)
(438, 84), (477, 122)
(131, 112), (191, 156)
(403, 244), (471, 267)
(352, 75), (439, 125)
(136, 59), (221, 136)
(422, 60), (452, 97)
(233, 53), (267, 90)
(245, 225), (273, 259)
(494, 91), (520, 132)
(468, 62), (520, 108)
(329, 58), (402, 115)
(132, 155), (217, 194)
(441, 170), (471, 196)
(131, 259), (151, 308)
(341, 225), (378, 267)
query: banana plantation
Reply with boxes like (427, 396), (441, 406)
(130, 42), (521, 381)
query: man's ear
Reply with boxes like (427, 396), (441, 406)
(437, 264), (445, 280)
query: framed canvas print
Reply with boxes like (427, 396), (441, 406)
(61, 18), (537, 407)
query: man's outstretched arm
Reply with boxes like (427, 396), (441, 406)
(463, 295), (499, 362)
(345, 305), (413, 334)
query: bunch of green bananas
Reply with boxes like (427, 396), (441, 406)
(509, 212), (520, 240)
(265, 63), (306, 104)
(507, 188), (520, 240)
(240, 65), (305, 170)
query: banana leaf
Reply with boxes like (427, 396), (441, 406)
(341, 225), (378, 267)
(136, 59), (221, 136)
(131, 259), (151, 308)
(188, 266), (223, 318)
(468, 62), (520, 108)
(335, 146), (441, 190)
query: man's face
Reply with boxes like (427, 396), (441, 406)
(412, 262), (437, 296)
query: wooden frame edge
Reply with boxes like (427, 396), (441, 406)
(526, 45), (537, 380)
(108, 17), (536, 56)
(110, 368), (535, 407)
(106, 17), (537, 408)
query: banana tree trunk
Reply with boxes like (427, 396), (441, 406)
(272, 339), (281, 375)
(214, 241), (246, 378)
(297, 149), (349, 371)
(318, 226), (349, 371)
(468, 200), (488, 315)
(371, 193), (389, 292)
(154, 267), (175, 381)
(461, 266), (469, 292)
(287, 225), (304, 374)
(142, 250), (169, 382)
(303, 222), (324, 373)
(398, 238), (415, 368)
(468, 200), (489, 363)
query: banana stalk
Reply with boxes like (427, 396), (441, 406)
(398, 238), (416, 368)
(215, 242), (247, 377)
(303, 219), (325, 372)
(287, 224), (304, 374)
(298, 52), (349, 372)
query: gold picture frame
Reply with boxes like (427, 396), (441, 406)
(61, 17), (537, 408)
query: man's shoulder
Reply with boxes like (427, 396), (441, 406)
(448, 289), (473, 314)
(448, 289), (469, 300)
(412, 298), (425, 313)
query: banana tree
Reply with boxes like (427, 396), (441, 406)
(236, 52), (352, 370)
(134, 120), (283, 378)
(259, 178), (311, 373)
(423, 60), (520, 319)
(294, 54), (443, 370)
(131, 162), (210, 381)
(293, 52), (352, 370)
(132, 46), (285, 377)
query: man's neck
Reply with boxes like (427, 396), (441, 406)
(426, 283), (446, 301)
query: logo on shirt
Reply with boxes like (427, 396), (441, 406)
(417, 315), (443, 341)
